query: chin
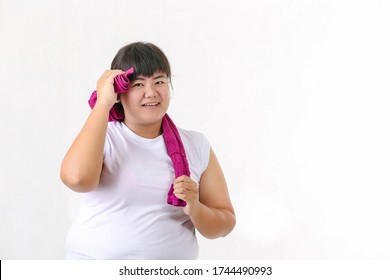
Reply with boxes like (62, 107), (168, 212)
(139, 112), (166, 124)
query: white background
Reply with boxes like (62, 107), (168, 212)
(1, 0), (389, 259)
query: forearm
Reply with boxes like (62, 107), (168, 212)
(190, 202), (236, 239)
(60, 103), (110, 192)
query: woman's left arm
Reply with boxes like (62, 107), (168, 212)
(173, 147), (236, 239)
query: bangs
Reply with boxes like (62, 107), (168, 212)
(131, 48), (170, 78)
(111, 42), (171, 81)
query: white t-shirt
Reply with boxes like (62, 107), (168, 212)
(66, 121), (210, 259)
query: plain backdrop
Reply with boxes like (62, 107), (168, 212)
(1, 0), (390, 259)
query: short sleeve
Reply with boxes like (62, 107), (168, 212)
(199, 133), (211, 174)
(178, 128), (211, 183)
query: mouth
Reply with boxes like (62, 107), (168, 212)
(142, 102), (160, 107)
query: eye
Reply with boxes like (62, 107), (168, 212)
(155, 80), (165, 85)
(133, 82), (143, 87)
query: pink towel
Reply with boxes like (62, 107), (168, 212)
(162, 114), (190, 207)
(88, 68), (134, 121)
(88, 68), (188, 206)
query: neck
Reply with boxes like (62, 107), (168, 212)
(123, 119), (163, 139)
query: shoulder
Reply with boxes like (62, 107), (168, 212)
(177, 127), (211, 177)
(106, 121), (130, 143)
(177, 127), (209, 147)
(103, 121), (125, 158)
(178, 127), (211, 170)
(178, 127), (205, 140)
(107, 121), (123, 135)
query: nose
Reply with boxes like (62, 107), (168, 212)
(144, 83), (157, 99)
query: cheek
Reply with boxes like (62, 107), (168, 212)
(162, 88), (171, 100)
(121, 91), (139, 103)
(163, 92), (171, 107)
(164, 89), (170, 99)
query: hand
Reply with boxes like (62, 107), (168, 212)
(173, 175), (200, 216)
(96, 69), (124, 109)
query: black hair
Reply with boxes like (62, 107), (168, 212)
(111, 42), (171, 82)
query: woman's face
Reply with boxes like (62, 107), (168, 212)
(120, 72), (170, 127)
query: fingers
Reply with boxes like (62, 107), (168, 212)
(99, 69), (125, 82)
(174, 176), (197, 190)
(173, 176), (200, 216)
(101, 69), (125, 75)
(174, 175), (194, 184)
(173, 175), (199, 201)
(95, 69), (125, 108)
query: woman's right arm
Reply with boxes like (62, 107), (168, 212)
(60, 70), (123, 192)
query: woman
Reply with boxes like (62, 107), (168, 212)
(60, 42), (235, 259)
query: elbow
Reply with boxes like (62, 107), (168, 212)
(200, 210), (236, 239)
(60, 167), (98, 193)
(201, 225), (235, 240)
(219, 212), (236, 238)
(224, 212), (236, 237)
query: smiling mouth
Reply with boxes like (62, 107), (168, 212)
(142, 102), (160, 107)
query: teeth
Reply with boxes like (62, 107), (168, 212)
(143, 102), (159, 106)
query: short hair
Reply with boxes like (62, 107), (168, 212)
(108, 42), (171, 121)
(111, 42), (171, 82)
